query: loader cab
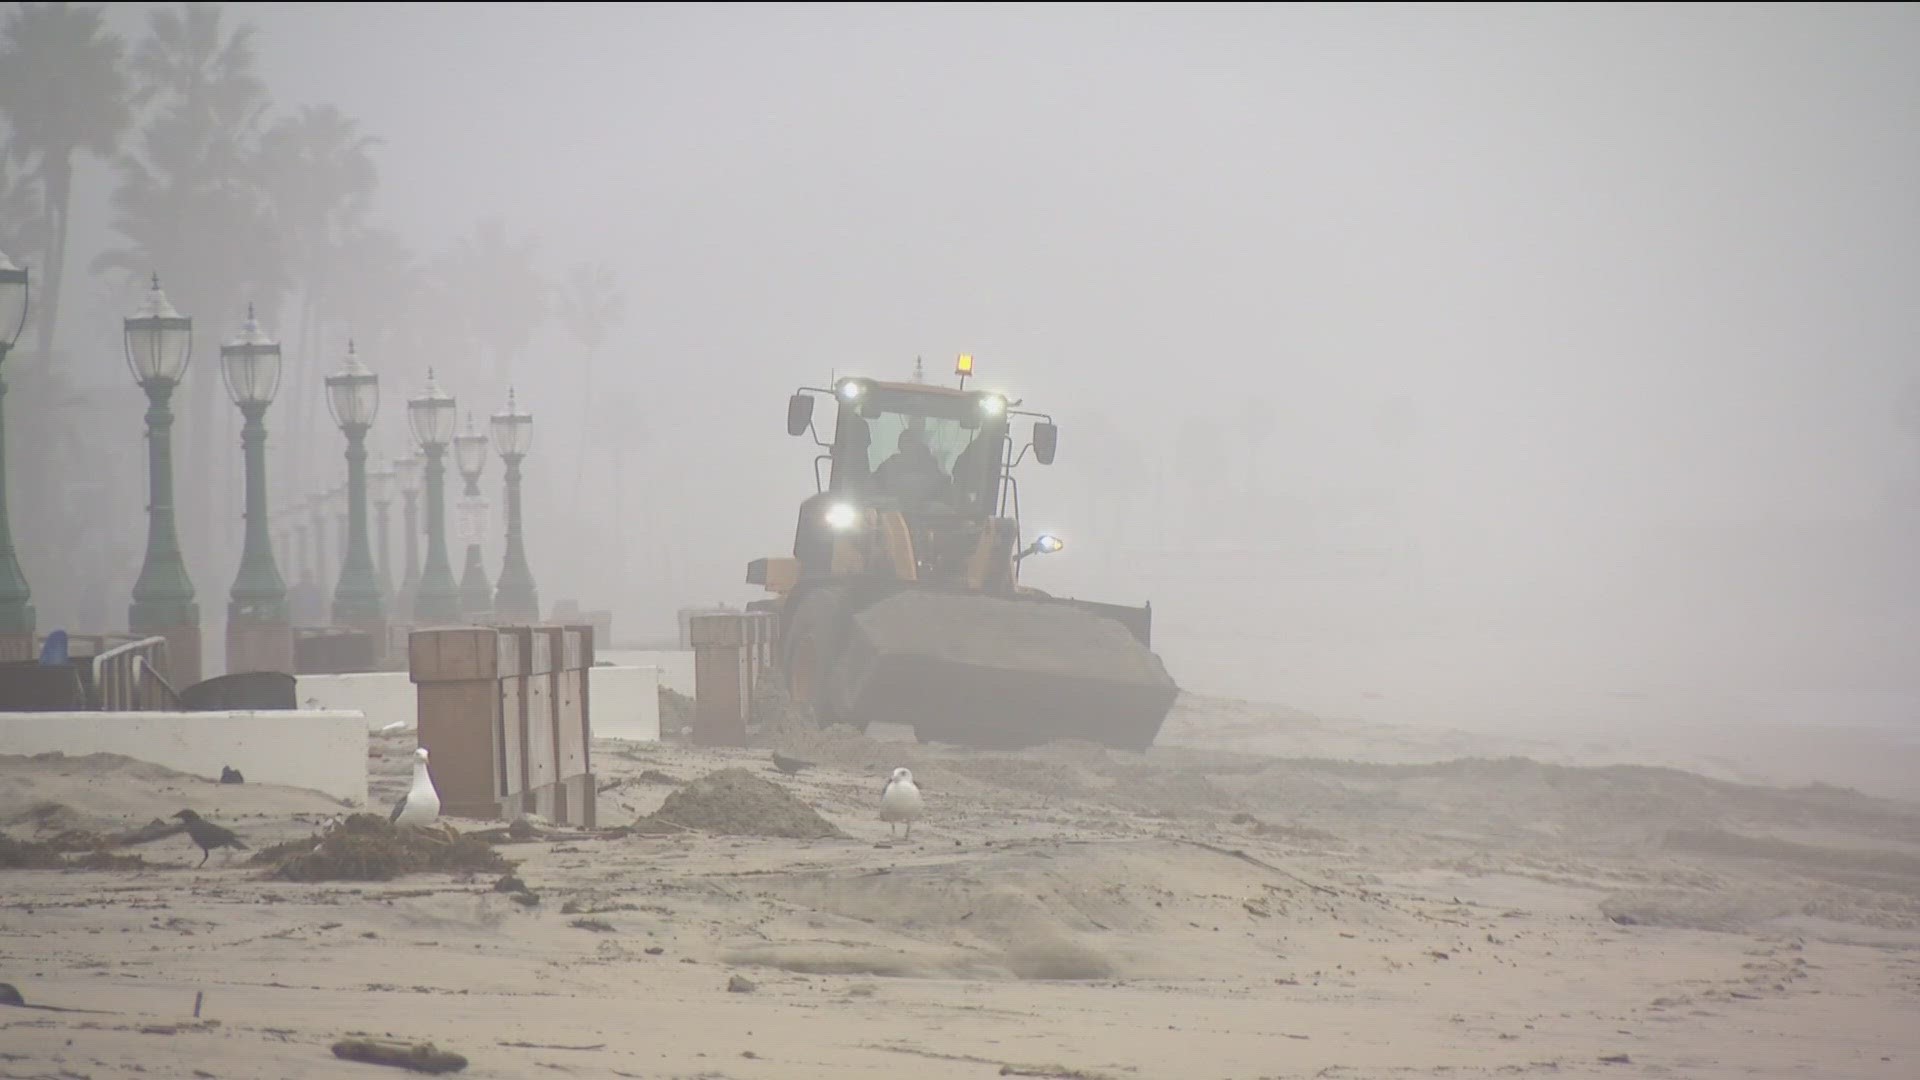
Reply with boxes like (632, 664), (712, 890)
(778, 370), (1061, 592)
(821, 378), (1010, 517)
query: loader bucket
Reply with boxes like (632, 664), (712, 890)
(829, 590), (1179, 751)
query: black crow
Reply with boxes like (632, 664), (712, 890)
(172, 809), (248, 867)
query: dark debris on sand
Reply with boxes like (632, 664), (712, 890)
(251, 814), (515, 882)
(1, 831), (156, 871)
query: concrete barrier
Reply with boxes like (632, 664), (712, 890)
(599, 648), (693, 695)
(0, 710), (368, 805)
(592, 665), (661, 742)
(297, 671), (414, 730)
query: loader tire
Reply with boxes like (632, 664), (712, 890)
(781, 585), (859, 731)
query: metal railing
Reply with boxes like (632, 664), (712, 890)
(91, 636), (180, 711)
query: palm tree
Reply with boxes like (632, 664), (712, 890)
(430, 217), (550, 398)
(0, 156), (48, 270)
(126, 1), (267, 138)
(559, 261), (625, 520)
(0, 2), (131, 369)
(257, 104), (384, 498)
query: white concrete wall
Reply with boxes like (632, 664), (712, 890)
(298, 671), (415, 731)
(300, 666), (663, 742)
(592, 665), (660, 742)
(0, 710), (368, 806)
(600, 649), (693, 695)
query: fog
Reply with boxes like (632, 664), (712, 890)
(5, 2), (1917, 722)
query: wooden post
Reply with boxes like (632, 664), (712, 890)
(558, 623), (595, 827)
(523, 627), (558, 820)
(409, 626), (505, 820)
(690, 614), (748, 747)
(497, 627), (529, 814)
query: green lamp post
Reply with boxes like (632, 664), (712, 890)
(306, 492), (330, 602)
(326, 342), (384, 637)
(492, 387), (539, 622)
(220, 304), (290, 674)
(125, 274), (201, 685)
(394, 453), (422, 623)
(407, 369), (459, 624)
(453, 412), (492, 620)
(0, 250), (34, 656)
(370, 454), (396, 614)
(331, 484), (348, 579)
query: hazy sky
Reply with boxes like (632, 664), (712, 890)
(42, 2), (1920, 698)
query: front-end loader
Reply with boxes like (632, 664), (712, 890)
(744, 356), (1179, 751)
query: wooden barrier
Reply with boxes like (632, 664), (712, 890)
(409, 623), (596, 823)
(689, 611), (778, 747)
(558, 625), (595, 826)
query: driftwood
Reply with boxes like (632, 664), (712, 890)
(331, 1037), (468, 1073)
(0, 982), (115, 1014)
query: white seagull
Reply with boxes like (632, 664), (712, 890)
(390, 747), (442, 830)
(880, 767), (923, 840)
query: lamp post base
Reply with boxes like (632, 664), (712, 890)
(413, 578), (460, 626)
(460, 544), (492, 620)
(226, 604), (293, 676)
(0, 630), (33, 663)
(128, 610), (202, 689)
(494, 580), (539, 624)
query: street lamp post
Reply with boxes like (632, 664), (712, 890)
(326, 343), (384, 649)
(304, 493), (329, 623)
(370, 455), (395, 615)
(394, 454), (422, 624)
(407, 369), (459, 624)
(220, 304), (291, 674)
(492, 387), (539, 622)
(0, 250), (34, 659)
(331, 485), (347, 571)
(125, 275), (201, 685)
(288, 519), (308, 618)
(453, 412), (492, 620)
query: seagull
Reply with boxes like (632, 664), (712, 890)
(880, 767), (923, 840)
(389, 747), (442, 830)
(171, 809), (248, 867)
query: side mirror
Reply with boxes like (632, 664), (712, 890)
(1032, 421), (1058, 465)
(786, 393), (814, 437)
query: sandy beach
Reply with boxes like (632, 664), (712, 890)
(2, 693), (1916, 1079)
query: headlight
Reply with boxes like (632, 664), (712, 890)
(836, 379), (865, 403)
(979, 393), (1006, 416)
(1035, 534), (1064, 554)
(824, 503), (859, 531)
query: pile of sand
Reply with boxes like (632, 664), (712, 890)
(659, 686), (695, 732)
(253, 814), (514, 882)
(649, 768), (846, 839)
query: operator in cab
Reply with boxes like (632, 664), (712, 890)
(874, 426), (949, 507)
